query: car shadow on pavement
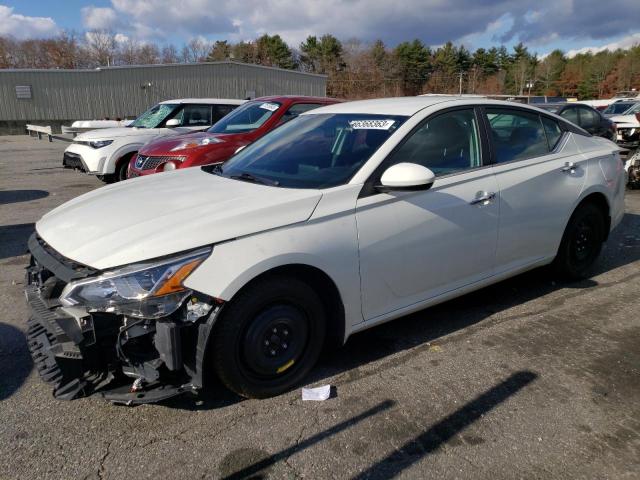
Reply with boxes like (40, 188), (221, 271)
(0, 223), (34, 260)
(0, 322), (33, 401)
(220, 372), (536, 480)
(0, 189), (48, 205)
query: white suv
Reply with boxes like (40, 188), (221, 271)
(62, 98), (245, 183)
(26, 97), (625, 404)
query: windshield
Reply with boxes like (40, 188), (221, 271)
(213, 113), (407, 189)
(208, 101), (282, 134)
(624, 103), (640, 115)
(130, 103), (180, 128)
(604, 102), (636, 114)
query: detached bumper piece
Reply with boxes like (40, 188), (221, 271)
(26, 303), (112, 399)
(62, 152), (87, 172)
(25, 233), (213, 405)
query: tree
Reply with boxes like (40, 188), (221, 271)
(255, 34), (295, 69)
(207, 40), (231, 61)
(232, 41), (256, 63)
(299, 34), (344, 74)
(394, 39), (431, 95)
(84, 30), (117, 67)
(536, 49), (566, 94)
(161, 44), (179, 63)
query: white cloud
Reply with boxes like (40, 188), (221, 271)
(565, 33), (640, 58)
(81, 6), (119, 31)
(0, 5), (58, 39)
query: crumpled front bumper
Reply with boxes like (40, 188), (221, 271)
(24, 233), (219, 405)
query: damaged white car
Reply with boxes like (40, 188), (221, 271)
(26, 97), (625, 404)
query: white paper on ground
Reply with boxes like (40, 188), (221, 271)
(302, 385), (331, 401)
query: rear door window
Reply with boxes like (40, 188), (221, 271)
(485, 108), (550, 163)
(181, 105), (212, 126)
(559, 107), (579, 125)
(541, 117), (563, 150)
(577, 107), (599, 129)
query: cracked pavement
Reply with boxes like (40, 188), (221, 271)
(1, 136), (639, 479)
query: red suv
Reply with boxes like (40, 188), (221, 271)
(128, 95), (341, 177)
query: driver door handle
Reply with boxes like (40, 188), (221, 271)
(561, 161), (576, 173)
(470, 191), (496, 205)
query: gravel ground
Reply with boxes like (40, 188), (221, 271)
(1, 135), (639, 479)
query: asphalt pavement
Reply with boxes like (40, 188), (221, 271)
(0, 135), (638, 479)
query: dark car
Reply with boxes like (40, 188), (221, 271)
(537, 103), (616, 140)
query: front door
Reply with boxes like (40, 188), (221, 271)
(356, 108), (499, 321)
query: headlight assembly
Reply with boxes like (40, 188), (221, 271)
(60, 247), (211, 319)
(89, 140), (114, 149)
(170, 136), (222, 151)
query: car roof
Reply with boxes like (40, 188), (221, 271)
(250, 95), (341, 103)
(304, 96), (558, 116)
(160, 98), (246, 105)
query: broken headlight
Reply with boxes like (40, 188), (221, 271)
(60, 247), (211, 319)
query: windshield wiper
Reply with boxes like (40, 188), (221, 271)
(229, 172), (279, 186)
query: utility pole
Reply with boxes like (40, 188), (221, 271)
(459, 71), (463, 95)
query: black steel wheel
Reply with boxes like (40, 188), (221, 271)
(553, 202), (606, 280)
(211, 275), (326, 398)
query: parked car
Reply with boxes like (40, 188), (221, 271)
(537, 103), (617, 140)
(609, 102), (640, 150)
(127, 95), (340, 177)
(63, 98), (245, 183)
(602, 100), (639, 117)
(26, 97), (625, 404)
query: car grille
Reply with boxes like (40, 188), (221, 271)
(134, 155), (185, 171)
(63, 152), (85, 171)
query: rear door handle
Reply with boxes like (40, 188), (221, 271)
(561, 161), (576, 173)
(470, 191), (496, 205)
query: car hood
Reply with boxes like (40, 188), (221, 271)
(36, 168), (322, 270)
(610, 114), (640, 128)
(75, 126), (191, 141)
(139, 131), (247, 155)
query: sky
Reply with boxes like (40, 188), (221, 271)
(1, 0), (639, 57)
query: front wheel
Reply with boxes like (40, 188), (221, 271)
(211, 276), (326, 399)
(553, 202), (606, 280)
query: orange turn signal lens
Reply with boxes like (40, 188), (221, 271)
(153, 259), (203, 297)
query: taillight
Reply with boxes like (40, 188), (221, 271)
(635, 113), (640, 123)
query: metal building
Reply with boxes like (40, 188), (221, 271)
(0, 61), (327, 134)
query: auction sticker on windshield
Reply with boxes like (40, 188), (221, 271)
(260, 103), (280, 112)
(349, 119), (396, 130)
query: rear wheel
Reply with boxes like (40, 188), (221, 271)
(211, 276), (326, 398)
(553, 202), (606, 280)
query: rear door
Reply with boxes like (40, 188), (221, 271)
(484, 107), (587, 273)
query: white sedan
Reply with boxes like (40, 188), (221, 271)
(26, 97), (626, 403)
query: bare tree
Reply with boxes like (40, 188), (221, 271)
(185, 38), (209, 63)
(84, 30), (118, 67)
(161, 44), (179, 64)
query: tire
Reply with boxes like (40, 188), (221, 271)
(98, 156), (132, 183)
(211, 275), (326, 399)
(553, 202), (606, 280)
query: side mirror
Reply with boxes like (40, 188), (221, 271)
(377, 163), (436, 191)
(165, 118), (180, 127)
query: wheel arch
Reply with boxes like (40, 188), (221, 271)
(223, 263), (346, 349)
(573, 190), (611, 241)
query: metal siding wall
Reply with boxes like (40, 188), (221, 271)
(0, 63), (326, 121)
